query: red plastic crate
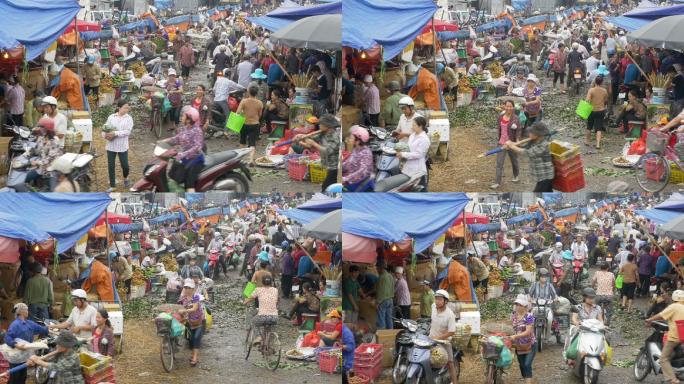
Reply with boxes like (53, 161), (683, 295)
(645, 157), (667, 181)
(85, 371), (115, 384)
(84, 365), (115, 383)
(552, 154), (583, 177)
(553, 167), (586, 192)
(287, 157), (308, 181)
(319, 349), (340, 373)
(353, 361), (382, 381)
(348, 373), (370, 384)
(354, 343), (383, 366)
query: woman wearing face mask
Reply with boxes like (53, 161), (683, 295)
(163, 107), (205, 192)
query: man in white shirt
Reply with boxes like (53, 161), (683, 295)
(394, 96), (422, 143)
(213, 69), (245, 122)
(40, 96), (68, 148)
(605, 34), (617, 56)
(429, 290), (459, 384)
(585, 51), (601, 76)
(571, 236), (588, 261)
(48, 289), (97, 339)
(616, 247), (631, 269)
(617, 31), (629, 50)
(236, 56), (254, 88)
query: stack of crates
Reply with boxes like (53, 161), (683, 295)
(80, 352), (115, 384)
(550, 141), (585, 192)
(353, 343), (383, 381)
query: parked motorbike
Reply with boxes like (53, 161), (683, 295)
(130, 141), (252, 192)
(563, 318), (609, 384)
(205, 250), (221, 280)
(634, 320), (684, 381)
(392, 318), (430, 384)
(405, 333), (461, 384)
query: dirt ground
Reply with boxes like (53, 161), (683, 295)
(431, 74), (684, 193)
(113, 269), (337, 384)
(90, 61), (320, 194)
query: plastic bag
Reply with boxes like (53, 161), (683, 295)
(302, 331), (321, 347)
(496, 345), (513, 368)
(628, 137), (647, 155)
(581, 265), (589, 280)
(576, 100), (593, 120)
(170, 318), (185, 337)
(564, 335), (579, 360)
(543, 59), (550, 71)
(518, 110), (527, 126)
(162, 97), (172, 114)
(615, 273), (624, 289)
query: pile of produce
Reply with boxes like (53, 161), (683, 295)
(467, 73), (484, 88)
(487, 61), (505, 78)
(430, 346), (448, 367)
(130, 61), (146, 78)
(99, 75), (115, 94)
(457, 76), (471, 93)
(518, 254), (536, 272)
(488, 268), (504, 286)
(159, 254), (178, 272)
(480, 297), (513, 321)
(131, 267), (154, 286)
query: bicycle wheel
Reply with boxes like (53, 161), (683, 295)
(244, 327), (254, 360)
(263, 330), (281, 371)
(634, 152), (670, 193)
(160, 335), (175, 372)
(153, 109), (163, 138)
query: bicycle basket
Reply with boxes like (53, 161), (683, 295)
(155, 315), (172, 335)
(647, 131), (669, 154)
(151, 95), (165, 108)
(481, 341), (501, 360)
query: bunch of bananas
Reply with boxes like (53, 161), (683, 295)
(132, 268), (147, 286)
(100, 75), (114, 94)
(159, 254), (178, 272)
(130, 62), (146, 78)
(487, 61), (505, 78)
(518, 254), (536, 272)
(457, 76), (471, 93)
(489, 269), (503, 286)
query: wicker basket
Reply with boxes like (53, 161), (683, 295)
(647, 131), (669, 154)
(671, 163), (684, 184)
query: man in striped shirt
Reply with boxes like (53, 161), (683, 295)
(394, 266), (411, 319)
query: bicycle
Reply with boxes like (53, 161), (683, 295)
(143, 86), (165, 139)
(244, 311), (282, 371)
(480, 336), (508, 384)
(155, 313), (187, 372)
(634, 130), (683, 193)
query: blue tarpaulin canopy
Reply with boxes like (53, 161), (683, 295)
(437, 30), (470, 41)
(277, 193), (341, 225)
(0, 30), (20, 50)
(554, 207), (579, 217)
(507, 212), (540, 225)
(512, 0), (531, 11)
(520, 15), (551, 25)
(606, 16), (651, 32)
(196, 207), (222, 218)
(0, 213), (50, 244)
(468, 222), (502, 234)
(342, 193), (470, 252)
(278, 208), (326, 225)
(342, 210), (407, 243)
(164, 15), (192, 25)
(0, 0), (81, 60)
(0, 193), (111, 253)
(80, 30), (114, 42)
(635, 209), (682, 225)
(342, 0), (437, 61)
(155, 0), (174, 10)
(624, 3), (684, 18)
(118, 18), (157, 33)
(248, 1), (341, 32)
(655, 193), (684, 211)
(475, 19), (512, 33)
(111, 223), (144, 234)
(149, 212), (186, 226)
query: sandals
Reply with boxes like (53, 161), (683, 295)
(190, 359), (199, 366)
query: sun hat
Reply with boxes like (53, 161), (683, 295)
(318, 114), (340, 128)
(526, 74), (539, 84)
(168, 68), (177, 76)
(250, 68), (267, 79)
(258, 251), (270, 262)
(183, 278), (196, 289)
(673, 290), (684, 302)
(514, 294), (529, 307)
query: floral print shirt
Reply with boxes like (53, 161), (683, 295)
(168, 124), (204, 161)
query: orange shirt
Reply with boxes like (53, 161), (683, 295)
(82, 260), (115, 301)
(408, 68), (440, 110)
(439, 261), (473, 302)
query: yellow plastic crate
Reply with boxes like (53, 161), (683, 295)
(309, 162), (328, 184)
(80, 352), (112, 377)
(671, 163), (684, 184)
(550, 140), (580, 163)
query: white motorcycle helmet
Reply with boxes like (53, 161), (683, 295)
(398, 96), (415, 107)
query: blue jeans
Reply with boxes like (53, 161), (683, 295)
(517, 343), (537, 378)
(376, 299), (393, 330)
(28, 303), (50, 322)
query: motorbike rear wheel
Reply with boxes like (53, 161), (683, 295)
(536, 327), (544, 352)
(216, 172), (249, 193)
(152, 108), (163, 139)
(633, 349), (650, 381)
(583, 365), (600, 384)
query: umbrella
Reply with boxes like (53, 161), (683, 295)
(627, 15), (684, 50)
(659, 214), (684, 240)
(301, 209), (340, 241)
(271, 14), (341, 50)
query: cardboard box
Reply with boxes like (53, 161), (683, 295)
(460, 303), (478, 312)
(382, 346), (395, 368)
(358, 299), (376, 327)
(0, 261), (19, 296)
(376, 329), (402, 346)
(458, 311), (481, 335)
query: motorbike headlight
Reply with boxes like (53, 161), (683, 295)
(413, 337), (434, 348)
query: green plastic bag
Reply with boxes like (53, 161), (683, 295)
(226, 112), (245, 133)
(518, 110), (527, 126)
(576, 99), (593, 120)
(496, 345), (513, 368)
(162, 97), (172, 114)
(615, 273), (624, 289)
(564, 335), (580, 360)
(170, 318), (185, 337)
(243, 281), (256, 298)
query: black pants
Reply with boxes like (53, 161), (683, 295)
(9, 363), (26, 384)
(399, 305), (411, 319)
(639, 274), (651, 296)
(281, 274), (293, 298)
(240, 123), (259, 147)
(181, 65), (191, 78)
(321, 168), (338, 192)
(84, 85), (99, 96)
(213, 100), (230, 126)
(611, 79), (620, 105)
(366, 113), (379, 126)
(8, 114), (23, 126)
(107, 150), (130, 188)
(533, 178), (554, 192)
(263, 109), (286, 131)
(616, 109), (639, 131)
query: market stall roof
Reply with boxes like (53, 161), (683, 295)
(278, 208), (325, 225)
(271, 14), (341, 50)
(0, 0), (81, 60)
(468, 222), (503, 234)
(659, 214), (684, 240)
(155, 0), (174, 9)
(627, 14), (684, 48)
(0, 193), (111, 253)
(0, 212), (50, 244)
(342, 193), (470, 252)
(64, 20), (101, 34)
(421, 19), (458, 34)
(635, 208), (682, 225)
(624, 3), (684, 18)
(247, 1), (341, 33)
(342, 0), (438, 61)
(655, 193), (684, 211)
(297, 193), (341, 210)
(111, 223), (144, 234)
(0, 29), (20, 50)
(148, 212), (186, 226)
(453, 212), (490, 226)
(301, 209), (340, 241)
(96, 212), (131, 226)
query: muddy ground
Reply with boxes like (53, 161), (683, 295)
(432, 73), (684, 193)
(89, 61), (320, 194)
(113, 269), (338, 384)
